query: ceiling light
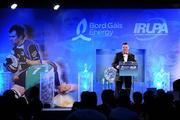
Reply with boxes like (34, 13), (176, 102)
(11, 3), (17, 10)
(53, 4), (60, 10)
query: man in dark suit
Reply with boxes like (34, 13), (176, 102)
(112, 42), (136, 97)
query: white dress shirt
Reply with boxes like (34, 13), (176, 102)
(123, 53), (128, 62)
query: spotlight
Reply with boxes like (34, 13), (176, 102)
(11, 3), (18, 10)
(53, 4), (60, 10)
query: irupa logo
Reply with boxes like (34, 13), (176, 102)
(134, 23), (168, 34)
(72, 18), (91, 41)
(134, 18), (168, 41)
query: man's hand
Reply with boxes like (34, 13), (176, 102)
(26, 59), (40, 65)
(26, 59), (31, 65)
(58, 83), (77, 94)
(12, 84), (25, 96)
(58, 83), (71, 94)
(13, 75), (19, 82)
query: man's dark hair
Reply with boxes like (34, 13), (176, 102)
(122, 42), (128, 45)
(9, 24), (25, 38)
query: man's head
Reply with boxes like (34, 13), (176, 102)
(122, 42), (129, 54)
(9, 24), (25, 46)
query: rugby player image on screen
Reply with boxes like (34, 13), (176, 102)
(4, 24), (77, 107)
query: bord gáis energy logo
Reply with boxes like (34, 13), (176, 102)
(72, 18), (91, 42)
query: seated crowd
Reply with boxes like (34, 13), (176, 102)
(0, 79), (179, 120)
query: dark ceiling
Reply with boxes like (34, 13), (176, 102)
(0, 0), (180, 8)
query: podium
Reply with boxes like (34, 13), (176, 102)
(119, 61), (138, 77)
(118, 61), (138, 94)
